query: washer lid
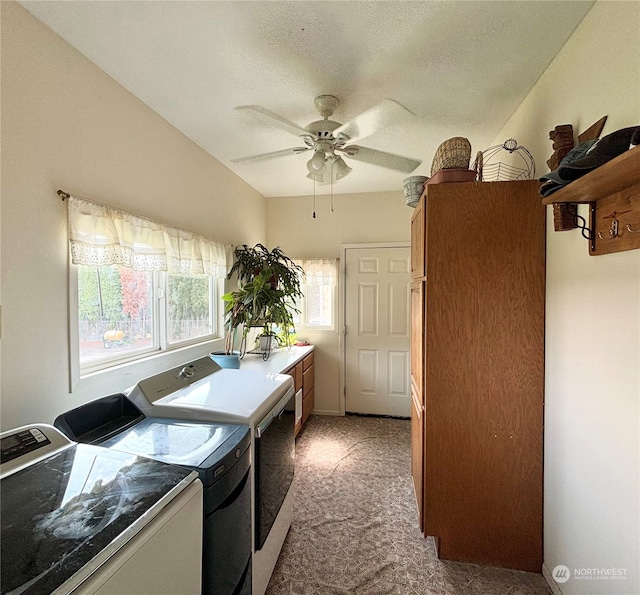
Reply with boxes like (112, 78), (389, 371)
(100, 418), (248, 469)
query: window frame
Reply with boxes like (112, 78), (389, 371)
(293, 259), (338, 332)
(70, 262), (223, 387)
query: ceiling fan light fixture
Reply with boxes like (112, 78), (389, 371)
(307, 149), (326, 173)
(306, 172), (325, 182)
(333, 156), (352, 180)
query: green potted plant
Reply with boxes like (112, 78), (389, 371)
(210, 289), (249, 368)
(227, 244), (302, 293)
(222, 245), (303, 359)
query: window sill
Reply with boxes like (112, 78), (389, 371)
(70, 338), (224, 397)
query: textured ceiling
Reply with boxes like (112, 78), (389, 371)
(21, 1), (594, 197)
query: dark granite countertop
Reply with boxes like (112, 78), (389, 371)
(1, 443), (196, 595)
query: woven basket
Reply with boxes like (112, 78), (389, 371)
(430, 137), (471, 176)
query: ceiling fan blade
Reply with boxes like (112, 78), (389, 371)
(333, 99), (417, 144)
(234, 105), (309, 137)
(339, 145), (421, 173)
(231, 147), (310, 163)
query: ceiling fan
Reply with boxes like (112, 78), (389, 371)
(231, 95), (422, 184)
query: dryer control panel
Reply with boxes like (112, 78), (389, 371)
(134, 357), (222, 402)
(2, 428), (51, 464)
(1, 424), (74, 478)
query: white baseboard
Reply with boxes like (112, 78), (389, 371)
(542, 563), (564, 595)
(311, 409), (342, 416)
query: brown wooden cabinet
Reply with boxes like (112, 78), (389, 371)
(410, 180), (545, 572)
(410, 382), (424, 527)
(285, 360), (304, 435)
(285, 350), (315, 437)
(410, 196), (425, 278)
(410, 279), (425, 528)
(302, 352), (315, 427)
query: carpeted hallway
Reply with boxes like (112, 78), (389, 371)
(266, 414), (551, 595)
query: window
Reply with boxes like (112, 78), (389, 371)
(78, 265), (155, 366)
(293, 259), (338, 330)
(68, 195), (227, 374)
(167, 273), (213, 345)
(77, 266), (216, 370)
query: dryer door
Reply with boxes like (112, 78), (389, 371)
(254, 390), (295, 550)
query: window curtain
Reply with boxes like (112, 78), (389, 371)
(67, 196), (228, 276)
(294, 258), (338, 285)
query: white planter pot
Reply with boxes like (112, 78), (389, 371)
(403, 175), (428, 208)
(258, 335), (273, 352)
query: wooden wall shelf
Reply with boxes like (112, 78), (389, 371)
(541, 145), (640, 256)
(541, 145), (640, 205)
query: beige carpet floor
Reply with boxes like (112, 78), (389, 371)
(266, 414), (551, 595)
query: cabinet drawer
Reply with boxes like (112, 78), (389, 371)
(284, 362), (303, 393)
(303, 364), (314, 396)
(302, 352), (314, 371)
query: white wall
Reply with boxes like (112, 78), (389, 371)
(0, 2), (267, 430)
(492, 2), (639, 593)
(266, 190), (412, 414)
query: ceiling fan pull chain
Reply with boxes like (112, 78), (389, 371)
(330, 160), (334, 213)
(312, 178), (317, 219)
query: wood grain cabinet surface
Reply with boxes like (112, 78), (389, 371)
(285, 351), (315, 437)
(301, 353), (315, 428)
(410, 180), (545, 572)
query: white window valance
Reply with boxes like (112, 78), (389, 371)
(68, 195), (228, 276)
(295, 258), (338, 286)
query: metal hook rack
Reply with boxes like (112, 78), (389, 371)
(597, 219), (619, 240)
(541, 145), (640, 256)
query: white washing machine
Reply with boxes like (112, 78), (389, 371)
(1, 424), (203, 595)
(126, 356), (295, 595)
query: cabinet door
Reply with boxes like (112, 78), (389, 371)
(294, 362), (303, 393)
(410, 280), (424, 391)
(423, 180), (544, 571)
(302, 352), (314, 371)
(303, 364), (314, 397)
(302, 355), (315, 426)
(302, 388), (314, 426)
(410, 196), (425, 278)
(410, 384), (424, 532)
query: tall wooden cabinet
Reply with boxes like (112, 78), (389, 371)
(410, 180), (545, 572)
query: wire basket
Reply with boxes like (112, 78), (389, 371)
(475, 139), (535, 181)
(431, 137), (471, 176)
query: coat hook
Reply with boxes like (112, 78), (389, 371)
(626, 223), (640, 233)
(598, 219), (619, 240)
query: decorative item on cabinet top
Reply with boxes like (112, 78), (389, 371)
(403, 136), (477, 208)
(427, 136), (477, 186)
(430, 137), (472, 175)
(403, 175), (428, 208)
(474, 138), (535, 182)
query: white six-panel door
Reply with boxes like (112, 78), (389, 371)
(344, 246), (411, 417)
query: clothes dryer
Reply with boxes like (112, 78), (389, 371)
(1, 424), (202, 595)
(125, 356), (295, 595)
(54, 394), (252, 595)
